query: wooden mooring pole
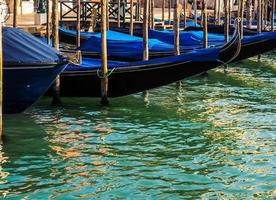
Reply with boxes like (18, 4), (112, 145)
(130, 0), (134, 35)
(174, 0), (180, 55)
(257, 0), (262, 61)
(150, 0), (154, 29)
(203, 0), (208, 48)
(46, 0), (51, 45)
(218, 0), (221, 25)
(214, 0), (218, 24)
(76, 0), (81, 47)
(239, 0), (244, 38)
(193, 0), (197, 27)
(224, 0), (229, 42)
(162, 0), (165, 21)
(257, 0), (262, 33)
(0, 17), (3, 137)
(246, 0), (252, 29)
(52, 0), (61, 105)
(13, 0), (18, 27)
(272, 0), (275, 31)
(117, 0), (121, 27)
(168, 0), (171, 25)
(101, 0), (108, 105)
(107, 0), (109, 30)
(143, 0), (149, 60)
(183, 0), (187, 28)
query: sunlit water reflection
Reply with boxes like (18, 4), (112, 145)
(0, 53), (275, 199)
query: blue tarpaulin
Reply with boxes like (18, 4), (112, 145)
(3, 27), (63, 65)
(149, 29), (226, 46)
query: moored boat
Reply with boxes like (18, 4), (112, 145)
(52, 27), (240, 98)
(3, 27), (68, 114)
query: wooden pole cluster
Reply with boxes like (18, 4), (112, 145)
(143, 0), (149, 61)
(272, 0), (275, 31)
(174, 0), (180, 55)
(193, 0), (197, 27)
(203, 0), (208, 48)
(101, 0), (108, 104)
(52, 0), (61, 104)
(76, 0), (81, 47)
(13, 0), (18, 27)
(46, 0), (51, 45)
(130, 0), (134, 35)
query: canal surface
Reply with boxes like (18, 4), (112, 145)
(1, 53), (275, 199)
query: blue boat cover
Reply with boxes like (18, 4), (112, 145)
(66, 47), (220, 71)
(149, 29), (225, 46)
(154, 18), (201, 27)
(3, 27), (64, 65)
(77, 29), (193, 59)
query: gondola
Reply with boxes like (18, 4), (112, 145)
(59, 27), (218, 60)
(3, 27), (68, 114)
(51, 22), (241, 98)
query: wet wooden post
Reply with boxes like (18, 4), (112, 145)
(46, 0), (51, 45)
(224, 0), (229, 42)
(218, 0), (221, 25)
(106, 0), (109, 30)
(203, 0), (208, 48)
(101, 0), (108, 104)
(162, 0), (165, 21)
(143, 0), (149, 60)
(52, 0), (61, 104)
(117, 0), (121, 27)
(168, 0), (171, 25)
(239, 0), (244, 38)
(183, 0), (187, 28)
(143, 0), (149, 99)
(271, 0), (275, 31)
(214, 0), (218, 24)
(174, 0), (180, 55)
(76, 0), (81, 47)
(130, 0), (134, 35)
(13, 0), (18, 27)
(0, 18), (3, 137)
(150, 0), (154, 29)
(257, 0), (262, 61)
(257, 0), (262, 33)
(246, 0), (252, 29)
(193, 0), (197, 27)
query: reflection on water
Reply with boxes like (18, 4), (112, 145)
(0, 53), (275, 199)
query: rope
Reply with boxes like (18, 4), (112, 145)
(218, 17), (242, 66)
(97, 67), (117, 78)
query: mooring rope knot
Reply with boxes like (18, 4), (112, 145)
(97, 67), (116, 79)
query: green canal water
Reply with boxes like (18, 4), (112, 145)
(1, 54), (276, 199)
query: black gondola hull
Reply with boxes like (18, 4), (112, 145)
(58, 60), (220, 98)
